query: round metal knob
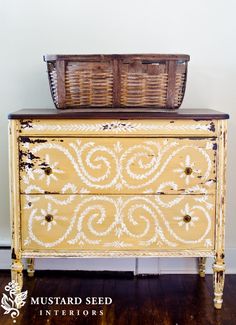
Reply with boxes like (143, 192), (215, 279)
(44, 167), (52, 176)
(45, 214), (53, 222)
(183, 215), (191, 223)
(184, 167), (193, 175)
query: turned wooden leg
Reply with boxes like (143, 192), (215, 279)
(198, 257), (207, 277)
(11, 259), (23, 291)
(212, 120), (227, 309)
(213, 255), (225, 309)
(27, 258), (35, 277)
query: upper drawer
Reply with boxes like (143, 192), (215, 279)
(19, 137), (217, 195)
(18, 119), (217, 137)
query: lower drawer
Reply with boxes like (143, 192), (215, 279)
(21, 194), (215, 251)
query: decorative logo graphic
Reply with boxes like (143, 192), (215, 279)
(1, 280), (28, 323)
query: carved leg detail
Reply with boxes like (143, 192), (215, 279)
(213, 262), (225, 309)
(27, 258), (35, 277)
(198, 257), (207, 277)
(11, 259), (23, 291)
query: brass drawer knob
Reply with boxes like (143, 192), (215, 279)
(45, 214), (53, 222)
(183, 215), (191, 223)
(44, 167), (52, 176)
(184, 167), (193, 175)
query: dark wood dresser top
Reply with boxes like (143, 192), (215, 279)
(8, 108), (229, 120)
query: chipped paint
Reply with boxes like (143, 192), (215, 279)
(209, 121), (216, 132)
(8, 117), (228, 309)
(20, 119), (33, 129)
(11, 248), (16, 259)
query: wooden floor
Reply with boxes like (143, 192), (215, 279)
(0, 271), (236, 325)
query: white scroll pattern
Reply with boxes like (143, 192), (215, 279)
(24, 194), (214, 250)
(21, 139), (215, 193)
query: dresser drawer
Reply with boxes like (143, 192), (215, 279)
(19, 137), (217, 195)
(18, 119), (218, 137)
(21, 194), (215, 252)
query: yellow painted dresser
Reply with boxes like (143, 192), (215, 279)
(8, 108), (229, 309)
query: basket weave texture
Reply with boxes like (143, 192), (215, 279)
(44, 54), (190, 109)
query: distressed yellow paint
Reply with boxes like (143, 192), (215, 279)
(18, 119), (217, 137)
(9, 117), (227, 309)
(21, 194), (215, 251)
(19, 137), (216, 194)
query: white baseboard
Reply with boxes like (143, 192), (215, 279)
(1, 248), (236, 274)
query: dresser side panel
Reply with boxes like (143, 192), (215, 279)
(9, 120), (22, 258)
(215, 120), (227, 255)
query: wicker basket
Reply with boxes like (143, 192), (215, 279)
(44, 54), (190, 109)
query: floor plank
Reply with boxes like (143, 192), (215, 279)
(0, 271), (235, 325)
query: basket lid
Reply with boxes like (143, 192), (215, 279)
(43, 54), (190, 62)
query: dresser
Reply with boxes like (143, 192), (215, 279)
(8, 108), (229, 309)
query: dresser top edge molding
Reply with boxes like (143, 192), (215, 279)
(8, 108), (229, 120)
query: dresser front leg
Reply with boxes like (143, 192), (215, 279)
(198, 257), (207, 277)
(11, 259), (23, 291)
(27, 258), (35, 277)
(213, 257), (225, 309)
